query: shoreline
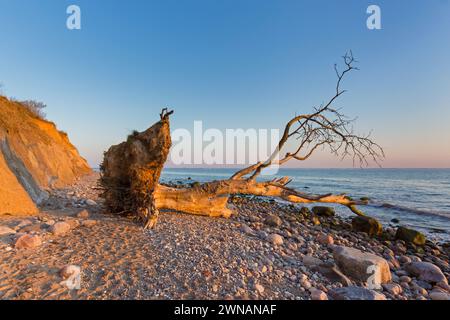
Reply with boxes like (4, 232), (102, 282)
(0, 173), (449, 300)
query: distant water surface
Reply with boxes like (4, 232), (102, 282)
(161, 168), (450, 242)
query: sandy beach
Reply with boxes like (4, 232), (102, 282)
(0, 173), (449, 300)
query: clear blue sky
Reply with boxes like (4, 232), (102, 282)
(1, 0), (449, 168)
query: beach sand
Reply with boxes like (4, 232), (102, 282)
(0, 173), (449, 300)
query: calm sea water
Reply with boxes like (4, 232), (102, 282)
(161, 168), (450, 242)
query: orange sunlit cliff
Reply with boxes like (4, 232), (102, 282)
(0, 96), (91, 215)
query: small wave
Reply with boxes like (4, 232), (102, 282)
(369, 201), (450, 220)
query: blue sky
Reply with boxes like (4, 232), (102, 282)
(1, 0), (449, 168)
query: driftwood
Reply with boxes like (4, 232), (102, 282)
(100, 109), (173, 228)
(100, 53), (383, 228)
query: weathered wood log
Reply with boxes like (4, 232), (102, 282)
(100, 109), (173, 228)
(154, 179), (366, 218)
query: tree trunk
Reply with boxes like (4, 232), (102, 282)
(154, 179), (366, 218)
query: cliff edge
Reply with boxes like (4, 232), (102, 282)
(0, 96), (91, 215)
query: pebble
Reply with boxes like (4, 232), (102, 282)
(14, 234), (42, 249)
(310, 288), (328, 300)
(268, 233), (284, 245)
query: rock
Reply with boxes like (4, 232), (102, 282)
(85, 199), (97, 206)
(329, 286), (386, 300)
(312, 206), (335, 217)
(310, 215), (321, 226)
(268, 233), (283, 245)
(299, 207), (311, 216)
(437, 282), (450, 292)
(429, 291), (450, 300)
(302, 255), (323, 268)
(313, 263), (353, 286)
(395, 227), (426, 245)
(351, 216), (382, 237)
(49, 222), (72, 235)
(398, 255), (412, 264)
(18, 224), (43, 233)
(76, 209), (89, 219)
(399, 276), (412, 283)
(254, 284), (265, 294)
(59, 265), (81, 289)
(265, 215), (282, 227)
(15, 219), (33, 229)
(14, 234), (42, 249)
(301, 279), (312, 289)
(310, 288), (328, 300)
(333, 246), (392, 286)
(82, 220), (97, 228)
(404, 261), (448, 284)
(317, 233), (334, 245)
(382, 283), (403, 295)
(240, 224), (254, 235)
(0, 226), (16, 236)
(66, 219), (80, 229)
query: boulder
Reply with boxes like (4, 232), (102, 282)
(14, 234), (42, 249)
(404, 261), (448, 284)
(352, 216), (382, 237)
(264, 215), (282, 227)
(333, 246), (392, 286)
(329, 286), (386, 300)
(312, 206), (335, 217)
(49, 222), (72, 235)
(395, 226), (426, 245)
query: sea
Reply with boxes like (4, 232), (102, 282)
(161, 168), (450, 242)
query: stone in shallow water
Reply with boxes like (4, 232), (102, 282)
(395, 226), (426, 245)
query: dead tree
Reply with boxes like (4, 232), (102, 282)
(101, 52), (384, 228)
(100, 109), (173, 229)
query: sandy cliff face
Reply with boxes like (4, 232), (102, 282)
(0, 96), (91, 215)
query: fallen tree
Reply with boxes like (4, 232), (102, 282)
(101, 52), (384, 228)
